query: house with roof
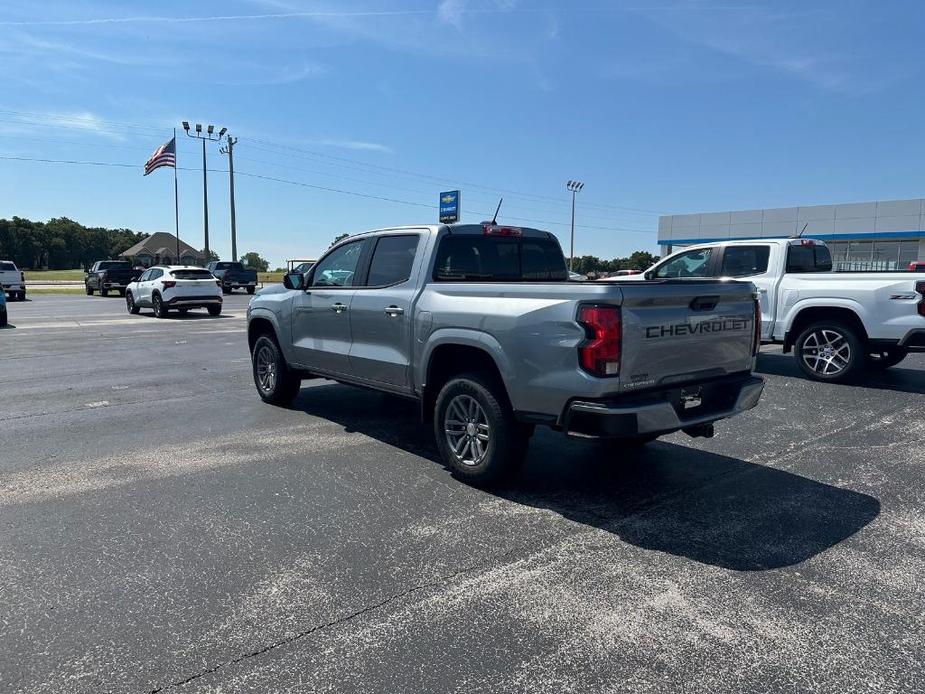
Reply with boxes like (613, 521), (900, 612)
(119, 232), (205, 268)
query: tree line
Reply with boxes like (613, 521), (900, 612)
(0, 217), (147, 270)
(566, 250), (660, 275)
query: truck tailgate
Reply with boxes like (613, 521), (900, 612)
(616, 279), (757, 392)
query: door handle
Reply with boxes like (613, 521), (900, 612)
(331, 303), (348, 313)
(384, 305), (404, 317)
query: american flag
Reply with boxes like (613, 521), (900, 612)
(143, 136), (176, 176)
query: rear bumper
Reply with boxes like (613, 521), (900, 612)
(561, 374), (764, 439)
(898, 330), (925, 351)
(166, 295), (222, 308)
(2, 284), (24, 291)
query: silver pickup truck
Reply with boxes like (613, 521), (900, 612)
(247, 223), (765, 484)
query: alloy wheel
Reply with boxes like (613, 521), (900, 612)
(801, 328), (851, 376)
(256, 345), (277, 393)
(444, 394), (491, 467)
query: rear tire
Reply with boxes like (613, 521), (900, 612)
(0, 310), (6, 327)
(434, 373), (529, 486)
(207, 304), (221, 317)
(246, 286), (255, 295)
(252, 334), (301, 405)
(868, 347), (908, 370)
(125, 291), (140, 315)
(152, 293), (169, 319)
(794, 321), (864, 383)
(222, 287), (231, 295)
(100, 287), (109, 297)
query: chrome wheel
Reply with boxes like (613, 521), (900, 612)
(801, 329), (851, 376)
(444, 394), (490, 467)
(255, 345), (277, 393)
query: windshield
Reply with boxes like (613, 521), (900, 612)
(0, 262), (16, 271)
(215, 262), (244, 270)
(98, 261), (130, 270)
(433, 235), (567, 282)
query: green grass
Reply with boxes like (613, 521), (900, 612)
(23, 287), (87, 295)
(258, 272), (284, 284)
(24, 269), (85, 281)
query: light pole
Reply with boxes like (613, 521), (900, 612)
(566, 180), (584, 271)
(182, 121), (225, 260)
(219, 134), (238, 263)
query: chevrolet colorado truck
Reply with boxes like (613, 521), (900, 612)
(634, 238), (925, 382)
(247, 223), (765, 484)
(207, 261), (258, 294)
(85, 260), (143, 296)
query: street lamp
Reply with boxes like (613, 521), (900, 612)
(566, 180), (584, 271)
(182, 121), (225, 259)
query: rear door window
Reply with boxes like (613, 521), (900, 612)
(787, 244), (833, 273)
(364, 235), (419, 287)
(721, 246), (771, 277)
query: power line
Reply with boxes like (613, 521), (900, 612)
(0, 153), (657, 234)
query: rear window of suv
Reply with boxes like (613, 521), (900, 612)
(433, 235), (567, 282)
(214, 262), (243, 270)
(172, 269), (215, 279)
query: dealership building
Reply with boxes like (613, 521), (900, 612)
(658, 198), (925, 271)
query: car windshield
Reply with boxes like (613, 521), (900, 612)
(0, 262), (17, 271)
(98, 261), (130, 270)
(216, 262), (243, 270)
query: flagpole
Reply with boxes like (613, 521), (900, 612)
(173, 128), (180, 260)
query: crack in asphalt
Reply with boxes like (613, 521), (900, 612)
(148, 546), (519, 693)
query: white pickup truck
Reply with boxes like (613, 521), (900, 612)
(634, 238), (925, 382)
(0, 260), (26, 301)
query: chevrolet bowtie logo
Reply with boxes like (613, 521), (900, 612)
(442, 195), (456, 204)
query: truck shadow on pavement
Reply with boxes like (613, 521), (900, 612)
(294, 384), (880, 572)
(756, 352), (925, 395)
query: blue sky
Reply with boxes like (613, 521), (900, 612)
(1, 0), (924, 267)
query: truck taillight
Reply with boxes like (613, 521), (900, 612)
(483, 224), (522, 237)
(917, 281), (925, 318)
(753, 298), (762, 355)
(20, 271), (25, 283)
(162, 280), (176, 289)
(577, 305), (621, 377)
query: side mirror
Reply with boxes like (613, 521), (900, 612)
(283, 272), (304, 290)
(644, 270), (655, 280)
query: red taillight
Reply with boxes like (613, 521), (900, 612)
(161, 280), (176, 289)
(20, 271), (25, 282)
(483, 224), (522, 237)
(753, 297), (762, 355)
(577, 305), (621, 377)
(916, 281), (925, 318)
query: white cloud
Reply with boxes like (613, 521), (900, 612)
(0, 111), (125, 140)
(314, 139), (393, 154)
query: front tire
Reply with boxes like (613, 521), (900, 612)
(434, 373), (529, 486)
(152, 292), (169, 318)
(85, 284), (94, 296)
(794, 322), (864, 383)
(125, 292), (140, 315)
(252, 335), (301, 405)
(868, 347), (908, 371)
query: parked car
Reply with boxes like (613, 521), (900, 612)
(910, 261), (925, 272)
(0, 260), (26, 301)
(631, 238), (925, 382)
(207, 261), (258, 294)
(247, 223), (764, 485)
(85, 260), (143, 296)
(126, 266), (223, 318)
(0, 285), (7, 326)
(287, 258), (318, 275)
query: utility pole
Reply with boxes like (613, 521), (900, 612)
(566, 180), (584, 271)
(182, 121), (226, 260)
(220, 135), (238, 262)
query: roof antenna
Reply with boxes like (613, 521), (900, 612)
(490, 198), (503, 225)
(792, 223), (808, 239)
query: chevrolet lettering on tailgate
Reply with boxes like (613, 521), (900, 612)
(645, 316), (751, 339)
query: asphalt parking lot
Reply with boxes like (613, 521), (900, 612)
(1, 294), (923, 693)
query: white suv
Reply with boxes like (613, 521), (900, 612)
(126, 266), (223, 318)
